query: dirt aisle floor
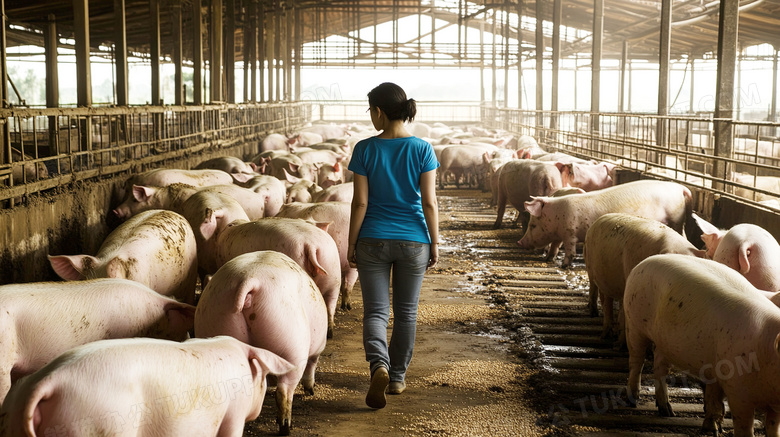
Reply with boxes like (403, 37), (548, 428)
(243, 189), (545, 437)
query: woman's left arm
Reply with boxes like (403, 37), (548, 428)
(348, 173), (369, 268)
(420, 169), (439, 268)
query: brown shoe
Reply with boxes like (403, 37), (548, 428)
(366, 367), (389, 409)
(387, 381), (406, 395)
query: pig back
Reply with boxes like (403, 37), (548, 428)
(624, 254), (780, 378)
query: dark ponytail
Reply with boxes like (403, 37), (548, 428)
(368, 82), (417, 122)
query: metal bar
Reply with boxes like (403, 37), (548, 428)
(772, 48), (778, 122)
(551, 0), (561, 130)
(210, 0), (224, 103)
(244, 0), (252, 103)
(503, 1), (509, 107)
(258, 1), (265, 102)
(267, 1), (275, 102)
(491, 8), (497, 106)
(150, 0), (160, 105)
(591, 0), (603, 134)
(249, 0), (257, 102)
(0, 0), (7, 169)
(689, 56), (695, 114)
(618, 40), (627, 113)
(45, 14), (60, 156)
(73, 0), (92, 107)
(193, 0), (203, 105)
(286, 5), (293, 100)
(535, 0), (544, 128)
(274, 2), (281, 101)
(713, 0), (738, 184)
(517, 0), (523, 109)
(173, 0), (184, 106)
(657, 0), (672, 148)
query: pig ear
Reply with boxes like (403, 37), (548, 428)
(692, 213), (720, 235)
(524, 198), (545, 217)
(164, 301), (196, 330)
(312, 221), (332, 232)
(738, 246), (752, 275)
(249, 348), (296, 379)
(283, 168), (300, 184)
(132, 185), (155, 202)
(232, 172), (252, 184)
(248, 162), (258, 172)
(287, 162), (300, 174)
(48, 254), (93, 280)
(333, 161), (340, 173)
(200, 208), (223, 240)
(105, 258), (128, 279)
(692, 249), (708, 259)
(482, 151), (490, 163)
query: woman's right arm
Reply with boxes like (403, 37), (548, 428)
(348, 173), (369, 268)
(420, 169), (439, 268)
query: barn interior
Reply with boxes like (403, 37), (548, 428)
(0, 0), (779, 286)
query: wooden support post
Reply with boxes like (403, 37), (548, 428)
(150, 0), (160, 105)
(713, 0), (738, 185)
(113, 1), (128, 106)
(193, 0), (203, 105)
(225, 0), (235, 104)
(657, 0), (672, 149)
(210, 0), (223, 103)
(173, 0), (183, 105)
(45, 14), (60, 155)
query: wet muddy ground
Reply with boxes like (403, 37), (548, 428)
(243, 188), (756, 437)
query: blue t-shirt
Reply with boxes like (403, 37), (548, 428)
(348, 136), (439, 244)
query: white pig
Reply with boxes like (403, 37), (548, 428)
(584, 213), (706, 346)
(519, 180), (692, 268)
(0, 278), (195, 405)
(276, 201), (357, 310)
(0, 336), (293, 437)
(194, 156), (257, 175)
(624, 254), (780, 436)
(693, 213), (780, 292)
(195, 251), (327, 435)
(121, 168), (233, 200)
(48, 209), (198, 304)
(493, 160), (563, 230)
(196, 216), (341, 338)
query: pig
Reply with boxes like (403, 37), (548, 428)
(624, 254), (780, 436)
(121, 168), (233, 200)
(258, 153), (318, 182)
(195, 216), (341, 339)
(731, 172), (780, 202)
(317, 162), (344, 188)
(112, 183), (270, 221)
(231, 173), (287, 217)
(493, 160), (563, 230)
(311, 182), (353, 203)
(300, 124), (348, 141)
(693, 214), (780, 291)
(438, 144), (495, 189)
(519, 180), (692, 268)
(483, 153), (514, 207)
(48, 210), (198, 304)
(260, 132), (291, 152)
(0, 336), (293, 437)
(10, 148), (48, 185)
(556, 161), (616, 192)
(0, 278), (195, 405)
(195, 251), (327, 435)
(284, 173), (323, 203)
(584, 213), (706, 347)
(194, 156), (257, 175)
(289, 131), (324, 147)
(276, 201), (356, 310)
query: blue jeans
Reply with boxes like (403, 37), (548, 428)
(356, 238), (430, 382)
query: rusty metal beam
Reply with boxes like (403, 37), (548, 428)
(44, 14), (59, 156)
(713, 0), (738, 182)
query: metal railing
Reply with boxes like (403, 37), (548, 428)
(484, 107), (780, 212)
(310, 100), (483, 124)
(0, 102), (311, 204)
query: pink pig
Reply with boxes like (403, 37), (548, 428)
(196, 215), (341, 339)
(624, 254), (780, 436)
(121, 168), (233, 201)
(519, 180), (692, 268)
(493, 160), (563, 230)
(584, 213), (706, 347)
(195, 251), (327, 435)
(0, 336), (293, 437)
(693, 213), (780, 292)
(556, 161), (616, 191)
(0, 278), (195, 406)
(276, 201), (357, 310)
(48, 209), (199, 304)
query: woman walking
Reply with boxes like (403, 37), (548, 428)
(347, 82), (440, 409)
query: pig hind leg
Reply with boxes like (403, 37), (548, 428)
(599, 294), (614, 340)
(301, 354), (321, 396)
(275, 367), (305, 436)
(341, 268), (358, 310)
(625, 325), (651, 408)
(702, 383), (725, 435)
(765, 406), (780, 437)
(652, 351), (674, 417)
